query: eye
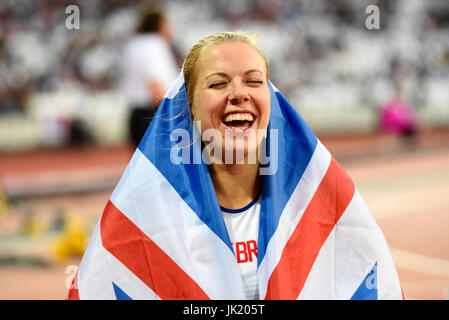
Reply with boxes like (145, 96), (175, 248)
(246, 80), (264, 86)
(209, 82), (227, 89)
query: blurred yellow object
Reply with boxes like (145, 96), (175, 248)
(0, 186), (8, 220)
(23, 214), (46, 237)
(51, 213), (89, 262)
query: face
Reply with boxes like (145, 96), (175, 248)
(158, 17), (172, 41)
(191, 41), (270, 163)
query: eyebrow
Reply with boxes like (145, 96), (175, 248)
(205, 69), (264, 80)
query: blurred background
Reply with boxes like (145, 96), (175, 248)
(0, 0), (448, 299)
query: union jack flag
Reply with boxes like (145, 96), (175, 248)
(67, 73), (403, 300)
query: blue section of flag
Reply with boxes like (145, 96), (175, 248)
(113, 282), (133, 300)
(351, 262), (378, 300)
(257, 87), (317, 265)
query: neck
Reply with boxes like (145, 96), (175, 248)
(209, 162), (261, 210)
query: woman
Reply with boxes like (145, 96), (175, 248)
(183, 32), (271, 300)
(68, 31), (402, 300)
(184, 33), (270, 210)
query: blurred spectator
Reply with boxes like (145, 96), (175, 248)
(380, 82), (418, 147)
(121, 8), (178, 148)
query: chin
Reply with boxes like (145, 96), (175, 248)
(221, 142), (259, 165)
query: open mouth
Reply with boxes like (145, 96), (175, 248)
(222, 112), (255, 131)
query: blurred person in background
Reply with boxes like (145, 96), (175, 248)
(121, 8), (178, 148)
(380, 82), (418, 149)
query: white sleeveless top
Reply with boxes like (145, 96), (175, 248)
(221, 195), (261, 300)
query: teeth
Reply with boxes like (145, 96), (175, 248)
(224, 113), (254, 122)
(229, 125), (249, 131)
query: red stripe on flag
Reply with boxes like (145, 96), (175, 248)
(67, 269), (79, 300)
(265, 157), (355, 299)
(100, 200), (210, 300)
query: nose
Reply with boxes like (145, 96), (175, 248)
(228, 81), (250, 105)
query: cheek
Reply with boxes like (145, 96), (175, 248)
(256, 92), (271, 127)
(193, 92), (223, 127)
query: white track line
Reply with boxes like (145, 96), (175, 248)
(390, 247), (449, 278)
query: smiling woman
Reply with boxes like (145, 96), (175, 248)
(192, 42), (270, 138)
(182, 33), (272, 299)
(183, 34), (271, 215)
(68, 31), (402, 301)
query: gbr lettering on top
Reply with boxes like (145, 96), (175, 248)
(232, 240), (257, 263)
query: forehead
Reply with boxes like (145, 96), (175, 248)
(197, 41), (267, 78)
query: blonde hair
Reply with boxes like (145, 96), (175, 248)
(183, 31), (269, 109)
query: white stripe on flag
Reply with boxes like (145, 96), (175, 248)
(109, 149), (245, 299)
(258, 141), (331, 299)
(164, 72), (185, 99)
(298, 188), (402, 299)
(78, 219), (160, 299)
(103, 248), (161, 300)
(268, 81), (280, 93)
(78, 220), (116, 299)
